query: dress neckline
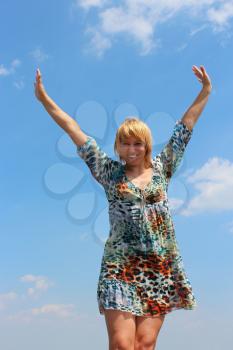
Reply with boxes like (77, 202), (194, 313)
(123, 164), (154, 192)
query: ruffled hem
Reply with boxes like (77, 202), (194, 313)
(97, 278), (197, 317)
(98, 303), (197, 317)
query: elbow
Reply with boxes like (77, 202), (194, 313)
(66, 120), (79, 135)
(181, 117), (195, 132)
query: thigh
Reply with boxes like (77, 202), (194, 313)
(104, 309), (136, 344)
(136, 313), (165, 339)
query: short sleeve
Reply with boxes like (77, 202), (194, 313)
(155, 119), (193, 184)
(76, 135), (117, 188)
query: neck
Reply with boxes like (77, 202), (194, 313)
(125, 162), (152, 174)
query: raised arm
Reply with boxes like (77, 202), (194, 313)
(181, 65), (212, 132)
(34, 68), (87, 146)
(34, 68), (120, 187)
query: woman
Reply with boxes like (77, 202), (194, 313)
(34, 65), (212, 350)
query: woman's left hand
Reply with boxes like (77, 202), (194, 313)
(192, 65), (212, 93)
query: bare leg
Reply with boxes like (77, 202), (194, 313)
(104, 309), (136, 350)
(134, 314), (165, 350)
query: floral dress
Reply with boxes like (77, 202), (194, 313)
(77, 119), (197, 317)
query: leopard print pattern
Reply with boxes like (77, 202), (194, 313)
(77, 119), (197, 317)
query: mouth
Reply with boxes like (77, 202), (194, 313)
(128, 155), (138, 160)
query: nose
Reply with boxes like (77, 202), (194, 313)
(128, 144), (137, 150)
(128, 146), (137, 154)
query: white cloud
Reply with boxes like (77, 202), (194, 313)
(76, 0), (108, 10)
(13, 78), (25, 90)
(19, 274), (54, 298)
(31, 303), (76, 318)
(73, 0), (233, 56)
(225, 220), (233, 234)
(0, 64), (10, 76)
(168, 197), (185, 211)
(0, 292), (18, 310)
(99, 5), (160, 55)
(7, 303), (87, 323)
(84, 26), (112, 57)
(180, 157), (233, 216)
(0, 59), (21, 77)
(175, 42), (188, 52)
(29, 47), (50, 63)
(11, 59), (21, 68)
(189, 24), (208, 36)
(207, 1), (233, 31)
(0, 276), (86, 324)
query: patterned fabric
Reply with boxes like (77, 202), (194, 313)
(77, 119), (197, 317)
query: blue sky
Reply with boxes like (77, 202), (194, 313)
(1, 0), (233, 348)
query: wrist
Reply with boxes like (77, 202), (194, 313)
(202, 85), (212, 95)
(40, 89), (49, 103)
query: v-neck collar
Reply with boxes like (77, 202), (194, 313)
(123, 164), (154, 192)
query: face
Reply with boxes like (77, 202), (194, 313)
(118, 136), (146, 165)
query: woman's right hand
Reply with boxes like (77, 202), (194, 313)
(34, 68), (47, 102)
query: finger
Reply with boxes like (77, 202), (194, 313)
(192, 68), (203, 79)
(36, 73), (42, 82)
(193, 72), (203, 82)
(200, 66), (207, 75)
(193, 69), (202, 76)
(192, 65), (201, 72)
(193, 71), (203, 80)
(36, 68), (42, 80)
(194, 67), (203, 75)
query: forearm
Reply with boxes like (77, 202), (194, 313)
(181, 87), (211, 130)
(40, 92), (76, 132)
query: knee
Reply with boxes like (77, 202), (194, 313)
(134, 334), (157, 350)
(110, 333), (134, 350)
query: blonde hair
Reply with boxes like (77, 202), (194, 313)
(114, 116), (153, 168)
